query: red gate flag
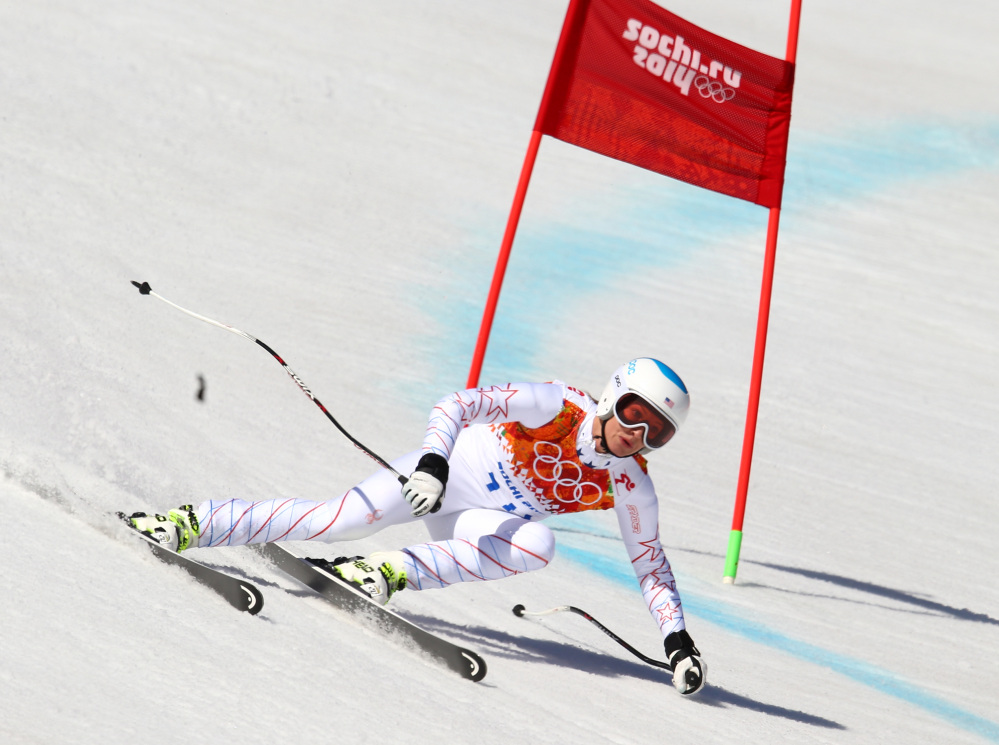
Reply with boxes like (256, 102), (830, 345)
(537, 0), (795, 208)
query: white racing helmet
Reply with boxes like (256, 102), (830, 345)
(596, 358), (690, 454)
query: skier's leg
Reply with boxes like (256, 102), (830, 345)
(396, 509), (556, 590)
(324, 509), (555, 602)
(194, 452), (422, 548)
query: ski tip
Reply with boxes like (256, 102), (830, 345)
(131, 280), (152, 295)
(512, 604), (526, 617)
(240, 583), (265, 615)
(464, 652), (487, 682)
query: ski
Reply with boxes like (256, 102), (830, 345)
(255, 543), (487, 682)
(117, 512), (264, 615)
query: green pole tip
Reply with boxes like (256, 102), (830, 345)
(723, 529), (743, 584)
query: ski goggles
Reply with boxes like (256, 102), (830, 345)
(613, 392), (677, 449)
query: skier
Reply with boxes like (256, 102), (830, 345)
(124, 357), (707, 695)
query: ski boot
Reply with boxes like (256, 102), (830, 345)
(124, 505), (201, 552)
(307, 552), (407, 605)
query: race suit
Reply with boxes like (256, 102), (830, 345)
(194, 381), (687, 638)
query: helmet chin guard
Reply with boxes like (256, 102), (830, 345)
(596, 358), (689, 454)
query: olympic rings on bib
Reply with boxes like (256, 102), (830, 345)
(531, 442), (604, 506)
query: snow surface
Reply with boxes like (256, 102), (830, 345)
(2, 1), (997, 743)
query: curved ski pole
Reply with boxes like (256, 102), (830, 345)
(130, 280), (405, 485)
(512, 604), (672, 671)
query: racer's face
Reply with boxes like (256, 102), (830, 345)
(594, 415), (646, 457)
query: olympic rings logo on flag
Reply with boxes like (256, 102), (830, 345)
(694, 75), (736, 103)
(531, 442), (604, 506)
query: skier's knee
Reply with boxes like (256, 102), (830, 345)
(509, 521), (556, 570)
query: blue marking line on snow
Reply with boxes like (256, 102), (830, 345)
(416, 119), (999, 399)
(556, 540), (999, 743)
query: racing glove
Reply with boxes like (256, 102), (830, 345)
(402, 452), (449, 517)
(664, 629), (707, 696)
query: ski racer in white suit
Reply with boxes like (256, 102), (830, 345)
(125, 357), (707, 695)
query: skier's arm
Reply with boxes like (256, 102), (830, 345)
(612, 474), (707, 695)
(402, 382), (564, 516)
(613, 479), (686, 637)
(421, 382), (565, 459)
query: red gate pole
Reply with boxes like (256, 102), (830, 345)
(465, 130), (543, 388)
(723, 0), (803, 584)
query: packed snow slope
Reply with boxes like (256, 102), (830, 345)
(2, 1), (997, 743)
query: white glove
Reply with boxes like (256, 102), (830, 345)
(665, 630), (707, 696)
(403, 472), (445, 517)
(402, 453), (449, 517)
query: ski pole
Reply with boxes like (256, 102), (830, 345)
(512, 604), (672, 671)
(130, 280), (406, 485)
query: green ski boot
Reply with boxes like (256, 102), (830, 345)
(125, 505), (201, 552)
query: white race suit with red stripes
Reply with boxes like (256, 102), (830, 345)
(194, 381), (688, 639)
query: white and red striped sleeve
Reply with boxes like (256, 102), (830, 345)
(421, 382), (565, 459)
(612, 469), (687, 638)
